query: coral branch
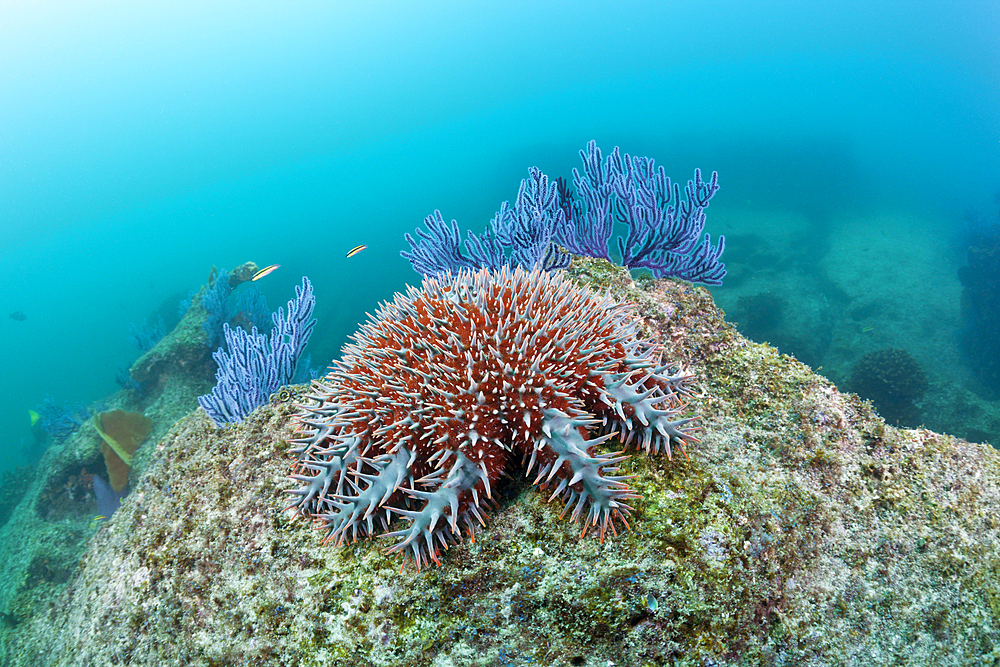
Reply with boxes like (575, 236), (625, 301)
(401, 141), (725, 285)
(198, 277), (316, 426)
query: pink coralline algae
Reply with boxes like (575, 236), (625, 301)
(285, 266), (698, 569)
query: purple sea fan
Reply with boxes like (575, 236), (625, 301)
(198, 277), (316, 426)
(285, 266), (699, 570)
(559, 141), (725, 285)
(402, 141), (724, 284)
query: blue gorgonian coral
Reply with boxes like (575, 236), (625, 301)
(286, 266), (698, 569)
(198, 277), (316, 426)
(402, 141), (725, 285)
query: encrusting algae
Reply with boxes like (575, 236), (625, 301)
(0, 258), (998, 667)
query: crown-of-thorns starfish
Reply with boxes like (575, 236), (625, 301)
(285, 265), (698, 569)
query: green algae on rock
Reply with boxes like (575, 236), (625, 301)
(2, 260), (999, 667)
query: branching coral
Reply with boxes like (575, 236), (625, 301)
(198, 277), (316, 426)
(402, 141), (725, 284)
(35, 396), (89, 441)
(286, 266), (698, 569)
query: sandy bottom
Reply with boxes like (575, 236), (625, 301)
(707, 204), (998, 444)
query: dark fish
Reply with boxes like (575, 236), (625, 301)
(9, 311), (26, 321)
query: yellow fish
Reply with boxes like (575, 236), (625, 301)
(28, 409), (41, 427)
(346, 244), (367, 258)
(251, 264), (280, 281)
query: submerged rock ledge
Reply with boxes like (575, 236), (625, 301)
(4, 261), (999, 667)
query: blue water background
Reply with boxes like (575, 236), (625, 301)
(1, 1), (997, 472)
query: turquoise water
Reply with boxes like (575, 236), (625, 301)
(1, 1), (998, 474)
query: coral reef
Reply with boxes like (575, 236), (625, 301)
(199, 263), (267, 349)
(286, 266), (697, 569)
(229, 260), (262, 286)
(127, 316), (166, 353)
(0, 279), (221, 637)
(200, 268), (233, 348)
(2, 259), (998, 666)
(35, 464), (95, 523)
(403, 142), (725, 284)
(114, 366), (143, 396)
(129, 290), (217, 396)
(131, 260), (293, 408)
(234, 285), (271, 333)
(563, 143), (723, 283)
(198, 277), (316, 425)
(849, 348), (928, 427)
(34, 396), (89, 442)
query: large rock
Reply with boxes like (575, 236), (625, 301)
(3, 261), (998, 666)
(0, 283), (216, 648)
(128, 285), (216, 394)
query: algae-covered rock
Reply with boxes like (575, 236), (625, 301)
(3, 261), (999, 666)
(0, 291), (214, 650)
(128, 283), (217, 395)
